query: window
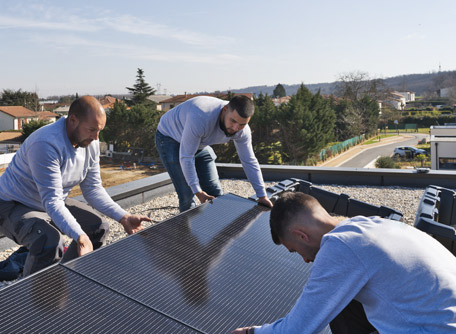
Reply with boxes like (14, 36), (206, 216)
(439, 158), (456, 170)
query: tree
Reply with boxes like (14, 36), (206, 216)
(277, 84), (335, 164)
(126, 68), (156, 105)
(0, 89), (40, 111)
(21, 120), (50, 140)
(335, 71), (390, 101)
(273, 83), (286, 98)
(102, 100), (163, 156)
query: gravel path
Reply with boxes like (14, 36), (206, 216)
(0, 179), (426, 287)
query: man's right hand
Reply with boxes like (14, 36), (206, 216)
(195, 191), (215, 204)
(77, 234), (93, 257)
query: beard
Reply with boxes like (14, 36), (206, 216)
(219, 118), (236, 137)
(69, 125), (93, 148)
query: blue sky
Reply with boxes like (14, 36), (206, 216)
(1, 0), (455, 98)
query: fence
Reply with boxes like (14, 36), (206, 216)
(319, 134), (365, 161)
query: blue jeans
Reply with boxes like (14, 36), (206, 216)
(155, 130), (223, 212)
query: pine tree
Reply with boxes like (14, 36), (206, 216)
(126, 68), (156, 105)
(273, 83), (286, 98)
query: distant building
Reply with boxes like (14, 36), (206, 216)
(272, 96), (291, 106)
(147, 95), (173, 111)
(37, 111), (59, 123)
(384, 92), (407, 110)
(52, 105), (70, 116)
(430, 125), (456, 170)
(396, 91), (415, 102)
(98, 95), (119, 111)
(0, 106), (37, 131)
(159, 93), (254, 112)
(439, 87), (456, 98)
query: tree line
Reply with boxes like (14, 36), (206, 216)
(2, 69), (383, 165)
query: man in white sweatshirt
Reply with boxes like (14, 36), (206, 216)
(233, 192), (456, 334)
(0, 96), (151, 276)
(156, 95), (272, 212)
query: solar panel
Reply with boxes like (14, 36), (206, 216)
(0, 193), (331, 333)
(0, 265), (200, 333)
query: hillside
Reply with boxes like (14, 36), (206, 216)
(230, 71), (456, 97)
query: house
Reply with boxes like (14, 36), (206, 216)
(395, 91), (415, 102)
(159, 93), (254, 112)
(384, 92), (406, 110)
(272, 96), (291, 106)
(98, 95), (119, 111)
(52, 105), (70, 116)
(37, 111), (59, 123)
(0, 106), (37, 131)
(147, 95), (173, 111)
(430, 125), (456, 170)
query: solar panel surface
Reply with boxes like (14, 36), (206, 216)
(0, 193), (331, 333)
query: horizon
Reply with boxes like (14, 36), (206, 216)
(1, 0), (456, 98)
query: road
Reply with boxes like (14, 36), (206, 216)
(340, 133), (428, 168)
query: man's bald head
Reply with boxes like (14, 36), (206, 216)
(66, 96), (106, 148)
(68, 95), (105, 122)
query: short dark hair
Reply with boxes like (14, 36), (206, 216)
(270, 192), (320, 245)
(227, 95), (254, 118)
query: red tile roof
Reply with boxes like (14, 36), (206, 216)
(0, 106), (36, 117)
(37, 111), (58, 120)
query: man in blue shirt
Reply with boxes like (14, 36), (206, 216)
(233, 192), (456, 333)
(0, 96), (151, 276)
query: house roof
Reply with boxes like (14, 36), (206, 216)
(148, 95), (173, 103)
(37, 111), (58, 120)
(0, 106), (36, 118)
(0, 131), (23, 143)
(160, 93), (254, 104)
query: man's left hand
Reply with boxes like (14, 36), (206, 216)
(120, 213), (152, 235)
(257, 196), (273, 208)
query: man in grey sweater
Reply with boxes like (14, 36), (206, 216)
(0, 96), (151, 276)
(156, 95), (273, 212)
(233, 192), (456, 334)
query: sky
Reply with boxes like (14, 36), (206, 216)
(1, 0), (456, 98)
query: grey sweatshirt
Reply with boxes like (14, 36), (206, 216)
(157, 96), (266, 197)
(0, 117), (127, 241)
(256, 216), (456, 333)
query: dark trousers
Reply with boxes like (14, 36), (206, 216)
(0, 198), (109, 276)
(330, 300), (377, 334)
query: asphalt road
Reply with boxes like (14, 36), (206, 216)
(340, 133), (428, 168)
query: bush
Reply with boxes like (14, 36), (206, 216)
(375, 156), (399, 169)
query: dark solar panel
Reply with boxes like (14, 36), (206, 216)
(0, 265), (200, 333)
(0, 193), (331, 333)
(63, 194), (331, 333)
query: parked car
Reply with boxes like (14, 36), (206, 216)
(393, 146), (429, 158)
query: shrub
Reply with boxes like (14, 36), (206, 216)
(375, 156), (399, 169)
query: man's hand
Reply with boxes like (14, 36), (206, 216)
(232, 326), (256, 334)
(77, 234), (93, 257)
(120, 213), (152, 235)
(258, 196), (273, 208)
(195, 191), (215, 204)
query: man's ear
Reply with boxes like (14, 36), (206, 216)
(291, 228), (310, 243)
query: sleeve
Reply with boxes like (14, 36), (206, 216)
(79, 146), (127, 222)
(27, 141), (85, 241)
(233, 126), (267, 198)
(179, 115), (205, 194)
(255, 239), (370, 334)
